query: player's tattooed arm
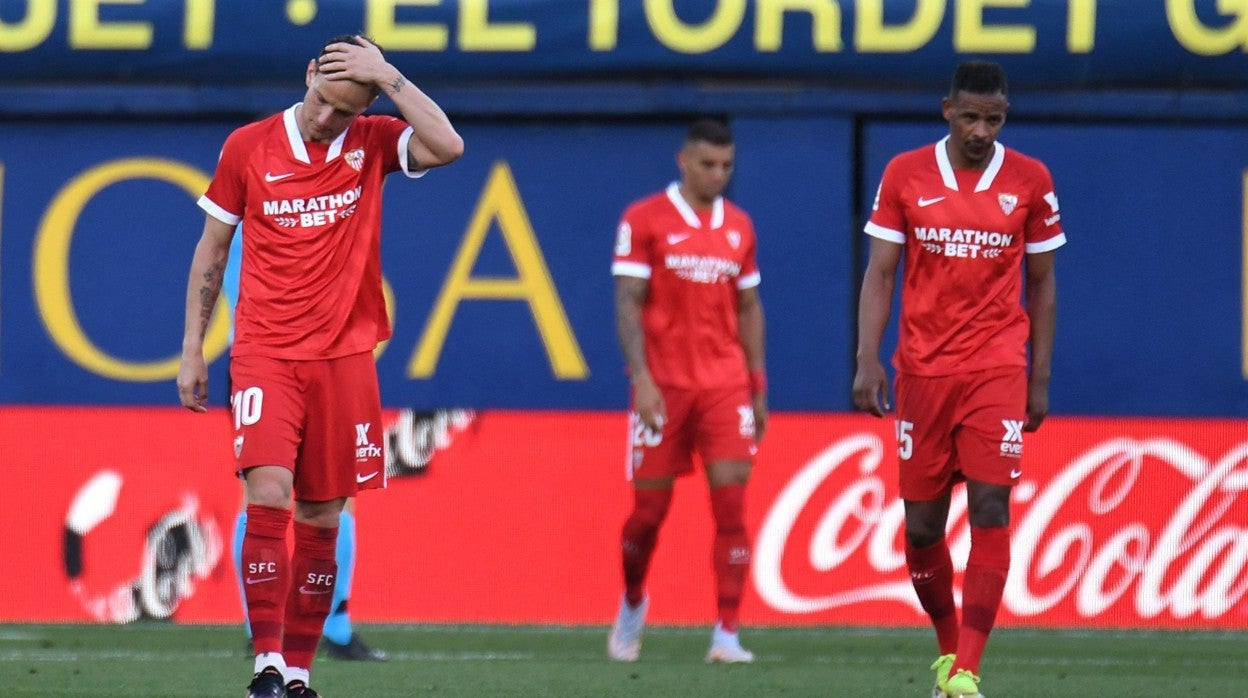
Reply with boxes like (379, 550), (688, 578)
(386, 73), (406, 95)
(178, 218), (231, 411)
(614, 277), (650, 381)
(615, 275), (666, 431)
(196, 261), (223, 338)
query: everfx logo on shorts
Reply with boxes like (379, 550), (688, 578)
(1000, 419), (1025, 458)
(355, 422), (382, 461)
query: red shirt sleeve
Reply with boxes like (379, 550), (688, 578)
(201, 127), (251, 223)
(737, 217), (760, 288)
(1024, 161), (1065, 250)
(866, 157), (908, 243)
(368, 115), (411, 174)
(611, 201), (654, 278)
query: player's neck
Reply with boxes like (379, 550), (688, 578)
(943, 139), (990, 172)
(292, 104), (333, 145)
(677, 183), (716, 210)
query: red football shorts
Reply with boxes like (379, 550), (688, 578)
(893, 366), (1027, 500)
(229, 352), (385, 500)
(626, 385), (757, 481)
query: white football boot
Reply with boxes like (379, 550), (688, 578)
(607, 595), (648, 662)
(704, 622), (755, 664)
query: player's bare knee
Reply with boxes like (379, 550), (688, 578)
(966, 482), (1012, 527)
(967, 504), (1010, 528)
(243, 465), (293, 509)
(707, 460), (751, 488)
(904, 526), (945, 549)
(294, 498), (347, 528)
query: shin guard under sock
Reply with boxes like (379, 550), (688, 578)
(282, 521), (338, 671)
(241, 505), (291, 655)
(955, 526), (1011, 676)
(621, 488), (673, 607)
(710, 484), (750, 633)
(905, 538), (959, 654)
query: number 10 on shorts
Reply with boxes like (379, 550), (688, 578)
(232, 387), (264, 430)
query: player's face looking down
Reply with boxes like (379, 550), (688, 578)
(296, 63), (377, 144)
(678, 140), (734, 207)
(942, 90), (1008, 170)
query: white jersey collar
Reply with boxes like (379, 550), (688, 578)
(935, 135), (1005, 192)
(283, 104), (348, 164)
(665, 182), (724, 229)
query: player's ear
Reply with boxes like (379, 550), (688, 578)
(305, 59), (318, 87)
(940, 97), (953, 123)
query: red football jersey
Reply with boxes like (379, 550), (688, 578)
(866, 137), (1066, 376)
(612, 183), (760, 390)
(199, 105), (421, 360)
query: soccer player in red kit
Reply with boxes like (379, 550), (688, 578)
(858, 62), (1063, 694)
(854, 61), (1064, 698)
(176, 35), (462, 698)
(609, 119), (768, 664)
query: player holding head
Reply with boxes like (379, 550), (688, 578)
(221, 231), (387, 664)
(854, 60), (1064, 697)
(177, 34), (462, 698)
(609, 118), (768, 664)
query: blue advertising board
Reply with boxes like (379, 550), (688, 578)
(0, 117), (856, 410)
(0, 0), (1246, 89)
(861, 120), (1248, 417)
(2, 115), (1246, 415)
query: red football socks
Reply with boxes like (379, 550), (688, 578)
(282, 521), (339, 670)
(241, 504), (291, 655)
(955, 526), (1011, 675)
(905, 538), (959, 654)
(282, 524), (339, 674)
(621, 488), (673, 607)
(710, 484), (749, 633)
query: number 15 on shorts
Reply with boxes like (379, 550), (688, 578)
(896, 419), (914, 461)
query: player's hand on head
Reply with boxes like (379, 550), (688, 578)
(319, 36), (389, 86)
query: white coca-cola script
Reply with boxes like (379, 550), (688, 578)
(753, 433), (1248, 626)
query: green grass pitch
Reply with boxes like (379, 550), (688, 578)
(2, 623), (1245, 696)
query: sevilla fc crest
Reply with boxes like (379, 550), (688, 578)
(345, 148), (365, 172)
(726, 230), (741, 249)
(998, 193), (1018, 215)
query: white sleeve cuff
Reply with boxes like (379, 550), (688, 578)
(864, 221), (906, 244)
(612, 261), (651, 279)
(198, 195), (241, 226)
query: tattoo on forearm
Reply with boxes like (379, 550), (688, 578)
(389, 75), (407, 94)
(196, 262), (223, 336)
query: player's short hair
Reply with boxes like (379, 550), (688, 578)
(950, 60), (1008, 98)
(685, 119), (733, 148)
(317, 34), (384, 96)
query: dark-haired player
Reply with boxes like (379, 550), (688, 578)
(854, 60), (1064, 698)
(609, 119), (768, 664)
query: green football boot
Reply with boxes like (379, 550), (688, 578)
(944, 668), (984, 697)
(930, 654), (956, 697)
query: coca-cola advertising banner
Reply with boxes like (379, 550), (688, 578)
(3, 407), (1245, 629)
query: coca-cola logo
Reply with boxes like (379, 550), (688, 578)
(753, 433), (1248, 625)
